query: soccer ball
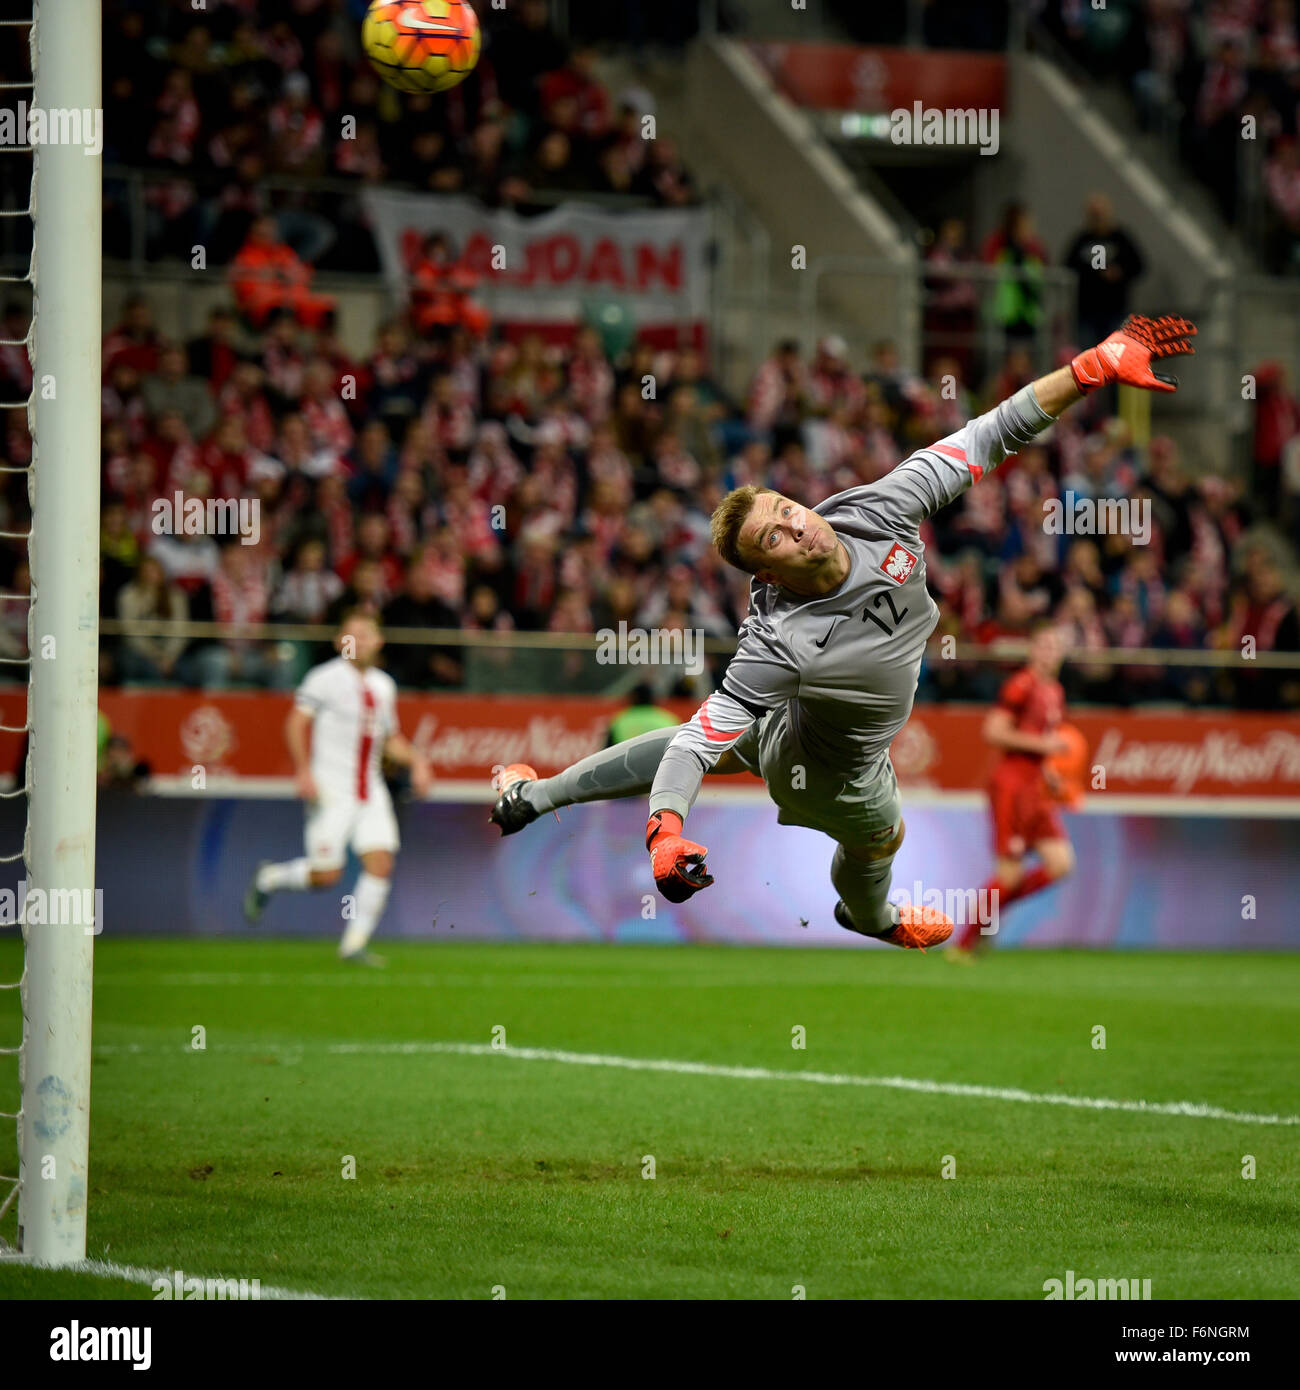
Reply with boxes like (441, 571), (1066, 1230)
(362, 0), (482, 95)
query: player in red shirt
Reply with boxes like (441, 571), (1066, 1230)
(952, 623), (1077, 955)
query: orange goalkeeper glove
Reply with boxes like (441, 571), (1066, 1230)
(646, 810), (713, 903)
(1070, 314), (1196, 394)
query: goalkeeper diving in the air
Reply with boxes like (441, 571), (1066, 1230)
(490, 316), (1196, 949)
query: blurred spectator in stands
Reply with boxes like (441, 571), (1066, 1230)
(1133, 435), (1187, 557)
(1063, 192), (1146, 343)
(98, 717), (152, 791)
(186, 305), (241, 395)
(297, 358), (353, 456)
(189, 415), (252, 501)
(1132, 0), (1193, 131)
(103, 418), (132, 494)
(524, 128), (590, 198)
(100, 497), (141, 611)
(0, 557), (29, 664)
(338, 512), (404, 601)
(328, 555), (387, 626)
(986, 344), (1036, 408)
(663, 385), (720, 473)
(383, 555), (464, 688)
(748, 339), (807, 451)
(1151, 586), (1213, 704)
(335, 120), (387, 184)
(219, 360), (276, 455)
(203, 149), (270, 263)
(407, 128), (461, 194)
(231, 216), (336, 331)
(607, 680), (678, 746)
(1224, 552), (1300, 707)
(104, 294), (162, 378)
(261, 411), (338, 486)
(1119, 548), (1168, 629)
(116, 554), (189, 685)
(1251, 361), (1300, 516)
(102, 362), (151, 447)
(933, 547), (993, 637)
(347, 419), (398, 511)
(268, 71), (326, 180)
(502, 334), (562, 418)
(1061, 538), (1109, 609)
(118, 450), (165, 544)
(142, 343), (216, 440)
(1264, 136), (1300, 272)
(928, 354), (977, 435)
(491, 0), (568, 116)
(424, 526), (469, 611)
(923, 217), (979, 377)
(640, 136), (696, 206)
(807, 336), (867, 420)
(0, 300), (31, 402)
(540, 45), (612, 141)
(273, 537), (343, 625)
(152, 68), (200, 167)
(568, 327), (616, 423)
(1106, 590), (1166, 700)
(548, 585), (594, 635)
(408, 231), (490, 341)
(424, 372), (476, 452)
(1055, 584), (1113, 703)
(368, 320), (423, 433)
(982, 203), (1048, 348)
(1194, 37), (1250, 221)
(261, 309), (308, 404)
(864, 338), (922, 419)
(383, 469), (429, 557)
(637, 560), (731, 639)
(193, 542), (295, 689)
(511, 529), (558, 629)
(466, 118), (532, 206)
(999, 552), (1060, 632)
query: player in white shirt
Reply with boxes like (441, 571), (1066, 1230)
(243, 610), (432, 963)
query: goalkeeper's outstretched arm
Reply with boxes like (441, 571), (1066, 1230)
(870, 313), (1197, 528)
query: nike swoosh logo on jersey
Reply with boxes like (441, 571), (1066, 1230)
(813, 619), (841, 649)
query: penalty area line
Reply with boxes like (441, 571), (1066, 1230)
(5, 1258), (339, 1301)
(330, 1041), (1299, 1128)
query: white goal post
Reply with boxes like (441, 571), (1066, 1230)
(1, 0), (101, 1266)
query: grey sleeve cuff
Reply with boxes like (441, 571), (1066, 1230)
(648, 789), (694, 822)
(1019, 382), (1057, 430)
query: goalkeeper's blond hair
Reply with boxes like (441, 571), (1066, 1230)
(710, 485), (774, 574)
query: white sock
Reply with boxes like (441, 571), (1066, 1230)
(258, 858), (313, 892)
(339, 871), (391, 956)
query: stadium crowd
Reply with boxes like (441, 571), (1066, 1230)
(2, 280), (1297, 709)
(1042, 0), (1300, 273)
(92, 0), (695, 276)
(0, 1), (1295, 711)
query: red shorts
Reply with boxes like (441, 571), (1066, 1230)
(988, 763), (1066, 859)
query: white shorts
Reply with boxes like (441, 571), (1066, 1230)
(304, 789), (399, 869)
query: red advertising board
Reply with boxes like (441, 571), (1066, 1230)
(5, 688), (1300, 803)
(750, 42), (1008, 115)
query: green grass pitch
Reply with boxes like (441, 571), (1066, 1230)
(1, 939), (1297, 1300)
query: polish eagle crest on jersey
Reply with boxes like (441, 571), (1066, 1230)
(880, 541), (918, 584)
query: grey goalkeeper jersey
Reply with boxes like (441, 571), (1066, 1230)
(649, 385), (1055, 822)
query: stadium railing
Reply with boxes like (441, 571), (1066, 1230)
(86, 616), (1300, 705)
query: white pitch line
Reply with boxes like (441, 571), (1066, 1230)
(324, 1041), (1298, 1128)
(17, 1258), (336, 1300)
(89, 1038), (1298, 1126)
